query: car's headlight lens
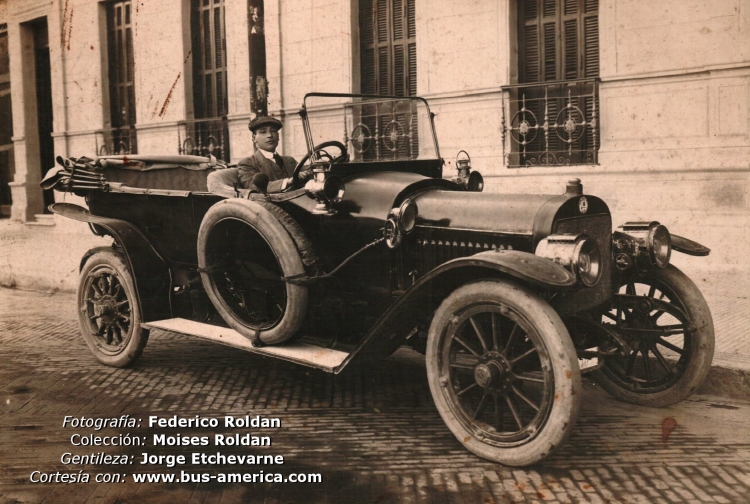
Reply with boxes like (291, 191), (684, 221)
(648, 224), (671, 268)
(395, 199), (418, 234)
(535, 234), (602, 287)
(575, 238), (602, 287)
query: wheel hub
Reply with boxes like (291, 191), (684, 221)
(474, 354), (512, 392)
(95, 296), (118, 325)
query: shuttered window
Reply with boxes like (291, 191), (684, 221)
(191, 0), (227, 118)
(0, 24), (13, 211)
(518, 0), (598, 83)
(360, 0), (416, 96)
(100, 1), (137, 154)
(106, 1), (136, 128)
(504, 0), (599, 166)
(181, 0), (230, 159)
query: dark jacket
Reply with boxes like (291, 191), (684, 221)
(237, 149), (298, 193)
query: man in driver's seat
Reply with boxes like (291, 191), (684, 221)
(238, 116), (311, 193)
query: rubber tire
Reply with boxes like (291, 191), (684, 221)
(592, 265), (715, 407)
(426, 280), (581, 467)
(197, 199), (308, 345)
(77, 249), (149, 367)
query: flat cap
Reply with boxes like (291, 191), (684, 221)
(248, 116), (283, 132)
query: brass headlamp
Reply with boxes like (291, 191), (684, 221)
(536, 233), (602, 287)
(452, 150), (484, 192)
(612, 221), (672, 270)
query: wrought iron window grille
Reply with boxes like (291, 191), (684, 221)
(345, 99), (420, 162)
(95, 126), (137, 155)
(177, 117), (230, 161)
(502, 79), (599, 167)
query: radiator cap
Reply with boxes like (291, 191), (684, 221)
(566, 178), (583, 195)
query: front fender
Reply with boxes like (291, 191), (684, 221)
(427, 249), (577, 289)
(333, 250), (575, 372)
(672, 234), (711, 257)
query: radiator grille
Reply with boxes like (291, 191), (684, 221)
(553, 213), (613, 313)
(402, 215), (612, 316)
(415, 239), (499, 271)
(400, 230), (531, 290)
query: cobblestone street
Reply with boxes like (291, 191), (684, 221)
(2, 288), (750, 504)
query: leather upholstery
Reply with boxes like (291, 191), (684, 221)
(206, 168), (250, 198)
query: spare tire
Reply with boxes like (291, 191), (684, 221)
(197, 199), (309, 345)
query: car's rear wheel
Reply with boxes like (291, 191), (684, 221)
(77, 249), (149, 367)
(198, 199), (308, 345)
(426, 280), (581, 467)
(592, 265), (714, 407)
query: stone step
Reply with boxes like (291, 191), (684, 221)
(25, 214), (55, 227)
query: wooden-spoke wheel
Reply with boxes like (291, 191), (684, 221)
(427, 280), (580, 467)
(593, 265), (714, 407)
(444, 304), (554, 443)
(77, 249), (148, 367)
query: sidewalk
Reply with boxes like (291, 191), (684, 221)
(1, 217), (749, 397)
(0, 218), (111, 292)
(683, 263), (750, 399)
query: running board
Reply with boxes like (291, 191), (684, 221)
(142, 318), (349, 373)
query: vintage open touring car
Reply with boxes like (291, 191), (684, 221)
(42, 93), (714, 466)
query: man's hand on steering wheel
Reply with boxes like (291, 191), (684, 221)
(290, 140), (348, 188)
(280, 168), (314, 192)
(298, 168), (314, 182)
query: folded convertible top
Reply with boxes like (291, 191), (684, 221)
(97, 154), (220, 171)
(42, 155), (231, 194)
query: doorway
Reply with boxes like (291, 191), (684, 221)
(0, 24), (13, 218)
(31, 19), (54, 213)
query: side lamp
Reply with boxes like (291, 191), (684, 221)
(612, 221), (672, 270)
(453, 150), (484, 192)
(305, 165), (345, 215)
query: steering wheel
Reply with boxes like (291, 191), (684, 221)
(292, 141), (348, 186)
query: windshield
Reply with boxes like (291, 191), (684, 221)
(292, 93), (440, 163)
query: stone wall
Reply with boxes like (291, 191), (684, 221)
(1, 0), (747, 267)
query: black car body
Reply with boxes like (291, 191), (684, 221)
(44, 93), (715, 466)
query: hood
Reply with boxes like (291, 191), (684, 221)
(413, 190), (611, 240)
(303, 170), (609, 243)
(414, 191), (556, 235)
(338, 171), (460, 220)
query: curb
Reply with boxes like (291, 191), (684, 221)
(698, 365), (750, 401)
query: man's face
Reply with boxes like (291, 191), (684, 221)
(253, 126), (280, 152)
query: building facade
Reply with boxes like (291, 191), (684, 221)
(1, 0), (748, 267)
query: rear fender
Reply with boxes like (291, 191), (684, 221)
(334, 250), (575, 372)
(51, 203), (172, 321)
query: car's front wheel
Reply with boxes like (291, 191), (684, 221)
(592, 265), (714, 407)
(77, 248), (149, 367)
(426, 280), (581, 467)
